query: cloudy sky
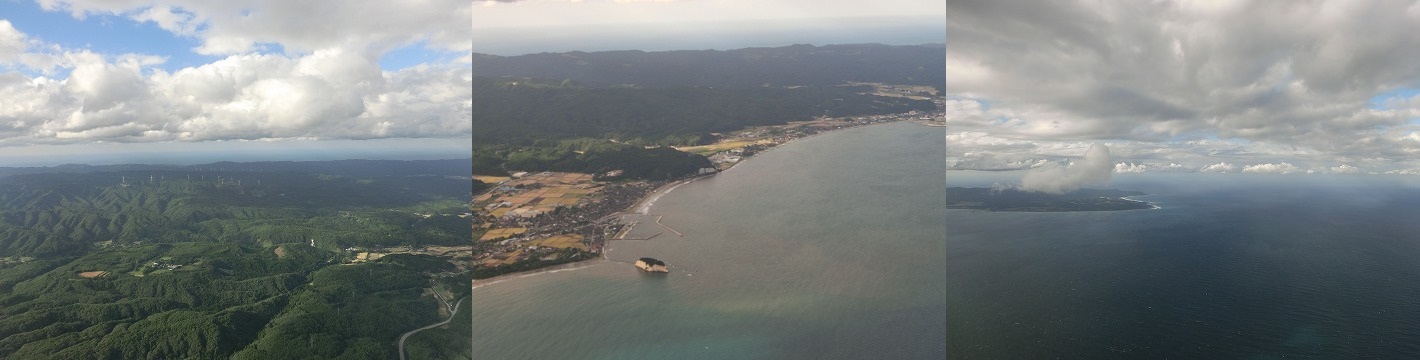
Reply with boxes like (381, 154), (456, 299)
(473, 0), (945, 55)
(948, 0), (1420, 175)
(0, 0), (471, 166)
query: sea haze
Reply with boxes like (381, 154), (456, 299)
(947, 173), (1420, 358)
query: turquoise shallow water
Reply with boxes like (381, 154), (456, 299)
(470, 122), (947, 359)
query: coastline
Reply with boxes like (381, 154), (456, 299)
(1121, 195), (1162, 210)
(470, 259), (607, 290)
(629, 175), (708, 215)
(719, 120), (934, 174)
(471, 120), (938, 291)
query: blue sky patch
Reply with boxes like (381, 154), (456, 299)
(380, 40), (461, 70)
(1368, 86), (1420, 110)
(0, 1), (218, 71)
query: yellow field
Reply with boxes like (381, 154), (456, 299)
(676, 140), (756, 155)
(78, 271), (108, 279)
(532, 234), (588, 250)
(354, 252), (388, 261)
(479, 227), (528, 241)
(474, 176), (511, 184)
(477, 172), (604, 219)
(538, 197), (580, 206)
(484, 249), (523, 266)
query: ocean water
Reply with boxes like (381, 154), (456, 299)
(470, 122), (947, 359)
(947, 173), (1420, 358)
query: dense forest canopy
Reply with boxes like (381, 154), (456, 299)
(472, 76), (935, 145)
(0, 159), (473, 359)
(471, 43), (946, 91)
(0, 169), (471, 258)
(470, 44), (943, 180)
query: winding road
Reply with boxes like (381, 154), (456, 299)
(397, 296), (466, 360)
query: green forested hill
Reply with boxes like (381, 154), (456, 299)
(471, 43), (946, 90)
(472, 76), (935, 145)
(0, 161), (473, 359)
(0, 170), (471, 257)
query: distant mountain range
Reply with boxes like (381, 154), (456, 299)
(0, 158), (474, 178)
(472, 43), (945, 90)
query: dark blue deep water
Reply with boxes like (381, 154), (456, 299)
(947, 174), (1420, 358)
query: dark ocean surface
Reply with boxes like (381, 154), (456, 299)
(470, 122), (946, 359)
(948, 172), (1420, 358)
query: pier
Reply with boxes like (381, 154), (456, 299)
(655, 215), (684, 237)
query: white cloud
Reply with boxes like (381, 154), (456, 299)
(1114, 162), (1148, 173)
(130, 6), (197, 35)
(1331, 164), (1361, 174)
(1242, 162), (1300, 174)
(0, 15), (471, 146)
(45, 0), (472, 54)
(1019, 143), (1114, 194)
(0, 20), (26, 63)
(1201, 162), (1237, 173)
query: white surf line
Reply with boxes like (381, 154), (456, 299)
(634, 179), (693, 214)
(1121, 195), (1162, 210)
(470, 260), (606, 291)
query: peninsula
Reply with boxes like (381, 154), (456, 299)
(947, 187), (1154, 212)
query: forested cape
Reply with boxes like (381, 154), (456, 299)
(0, 160), (475, 359)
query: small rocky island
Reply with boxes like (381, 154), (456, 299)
(635, 257), (669, 273)
(947, 187), (1153, 212)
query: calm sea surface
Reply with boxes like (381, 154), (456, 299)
(470, 122), (947, 359)
(948, 173), (1420, 358)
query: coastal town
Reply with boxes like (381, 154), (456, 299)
(470, 93), (945, 275)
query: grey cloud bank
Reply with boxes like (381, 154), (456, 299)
(946, 0), (1420, 175)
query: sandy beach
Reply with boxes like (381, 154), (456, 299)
(471, 259), (608, 290)
(630, 178), (694, 214)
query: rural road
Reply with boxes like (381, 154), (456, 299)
(398, 296), (466, 360)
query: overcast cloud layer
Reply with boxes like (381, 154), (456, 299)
(474, 0), (945, 55)
(0, 0), (471, 148)
(948, 0), (1420, 175)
